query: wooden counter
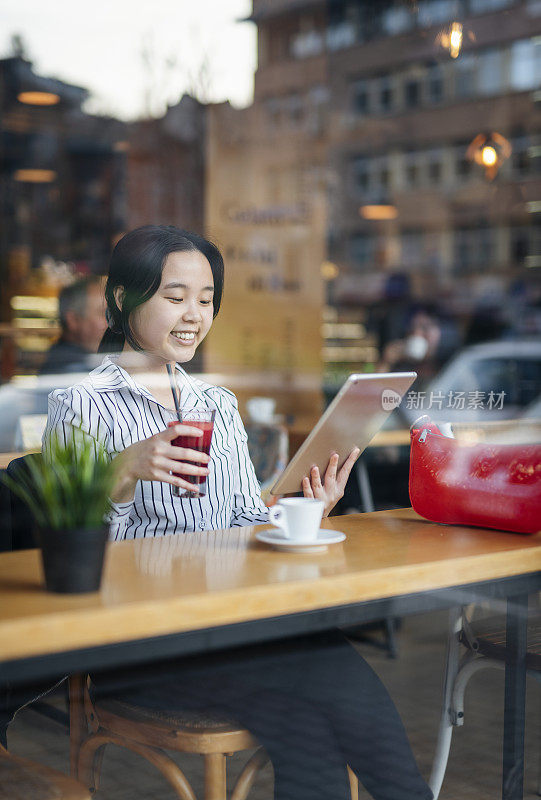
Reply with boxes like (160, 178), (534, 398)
(1, 509), (540, 663)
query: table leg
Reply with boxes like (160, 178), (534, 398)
(502, 593), (528, 800)
(355, 458), (375, 513)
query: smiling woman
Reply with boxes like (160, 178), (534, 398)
(38, 225), (432, 800)
(43, 225), (359, 537)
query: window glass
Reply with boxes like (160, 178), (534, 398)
(378, 75), (394, 112)
(352, 79), (370, 114)
(381, 5), (413, 35)
(405, 77), (421, 108)
(469, 0), (514, 13)
(351, 156), (370, 194)
(477, 49), (504, 95)
(418, 0), (462, 27)
(454, 54), (476, 97)
(427, 63), (445, 103)
(510, 39), (540, 90)
(348, 234), (377, 269)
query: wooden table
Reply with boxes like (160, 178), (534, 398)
(1, 509), (540, 799)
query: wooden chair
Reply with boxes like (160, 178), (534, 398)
(69, 675), (359, 800)
(0, 742), (90, 800)
(429, 607), (541, 799)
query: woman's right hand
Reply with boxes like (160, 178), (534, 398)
(110, 423), (210, 502)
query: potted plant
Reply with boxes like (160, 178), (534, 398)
(3, 433), (115, 593)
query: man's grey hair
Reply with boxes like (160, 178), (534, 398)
(58, 276), (102, 331)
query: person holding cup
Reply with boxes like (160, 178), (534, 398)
(42, 226), (432, 800)
(44, 226), (358, 539)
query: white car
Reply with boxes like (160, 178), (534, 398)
(400, 339), (541, 426)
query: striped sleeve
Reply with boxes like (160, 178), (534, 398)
(223, 390), (269, 527)
(43, 387), (132, 540)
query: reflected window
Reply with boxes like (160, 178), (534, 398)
(348, 233), (377, 269)
(455, 142), (473, 177)
(349, 233), (377, 270)
(427, 63), (445, 104)
(427, 149), (444, 184)
(469, 0), (514, 13)
(404, 151), (421, 186)
(378, 74), (394, 112)
(510, 38), (541, 91)
(327, 2), (356, 51)
(401, 230), (425, 268)
(405, 75), (421, 108)
(418, 0), (462, 27)
(455, 54), (476, 97)
(454, 227), (496, 272)
(478, 49), (504, 95)
(351, 156), (370, 194)
(352, 79), (370, 114)
(381, 4), (413, 35)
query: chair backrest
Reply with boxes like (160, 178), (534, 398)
(0, 454), (42, 552)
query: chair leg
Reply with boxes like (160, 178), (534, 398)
(78, 733), (108, 793)
(231, 748), (269, 800)
(204, 752), (227, 800)
(429, 606), (463, 800)
(347, 765), (359, 800)
(79, 731), (197, 800)
(68, 675), (87, 779)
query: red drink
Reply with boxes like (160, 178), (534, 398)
(168, 412), (215, 496)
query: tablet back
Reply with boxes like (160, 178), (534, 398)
(271, 372), (416, 496)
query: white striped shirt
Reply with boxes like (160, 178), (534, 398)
(43, 356), (269, 540)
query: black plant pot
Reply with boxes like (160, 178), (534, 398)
(36, 525), (109, 593)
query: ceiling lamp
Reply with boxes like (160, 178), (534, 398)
(17, 91), (60, 106)
(466, 133), (512, 180)
(14, 169), (57, 183)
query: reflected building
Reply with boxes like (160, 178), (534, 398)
(0, 55), (127, 377)
(208, 0), (541, 388)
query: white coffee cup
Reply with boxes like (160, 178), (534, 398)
(268, 498), (325, 542)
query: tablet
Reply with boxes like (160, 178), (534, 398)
(271, 372), (417, 496)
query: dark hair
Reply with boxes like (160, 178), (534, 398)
(59, 276), (102, 332)
(98, 225), (224, 354)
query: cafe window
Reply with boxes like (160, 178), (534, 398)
(510, 38), (541, 91)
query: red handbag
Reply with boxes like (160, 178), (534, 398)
(409, 417), (541, 534)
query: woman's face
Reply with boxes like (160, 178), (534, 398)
(126, 249), (215, 365)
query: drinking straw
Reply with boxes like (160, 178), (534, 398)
(166, 363), (182, 420)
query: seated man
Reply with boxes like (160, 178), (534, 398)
(38, 276), (107, 376)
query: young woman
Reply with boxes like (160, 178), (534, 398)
(43, 226), (432, 800)
(45, 226), (357, 539)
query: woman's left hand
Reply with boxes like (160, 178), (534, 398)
(302, 448), (361, 517)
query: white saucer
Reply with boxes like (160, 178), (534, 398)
(255, 529), (346, 553)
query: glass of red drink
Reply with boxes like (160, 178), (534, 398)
(168, 409), (215, 498)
